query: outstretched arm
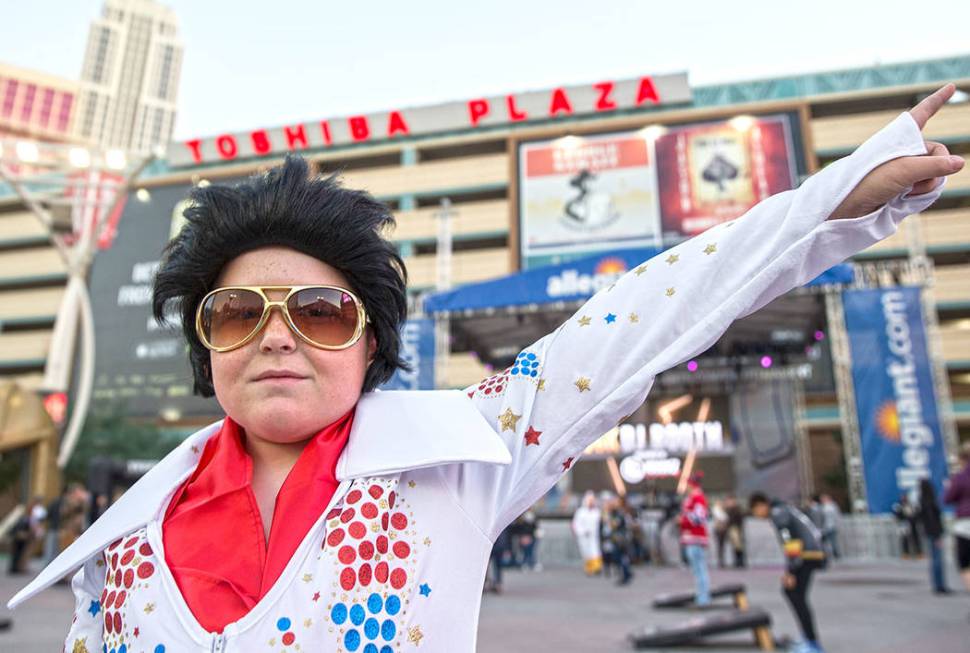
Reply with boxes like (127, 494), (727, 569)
(445, 86), (962, 540)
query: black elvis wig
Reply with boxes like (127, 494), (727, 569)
(152, 155), (409, 396)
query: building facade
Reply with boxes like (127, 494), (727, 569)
(74, 0), (183, 155)
(1, 55), (968, 509)
(0, 62), (79, 143)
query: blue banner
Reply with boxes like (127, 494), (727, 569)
(842, 287), (948, 514)
(381, 318), (436, 391)
(424, 246), (853, 314)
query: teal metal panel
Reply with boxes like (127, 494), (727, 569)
(400, 147), (419, 166)
(695, 55), (970, 108)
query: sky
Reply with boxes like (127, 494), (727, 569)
(1, 0), (968, 142)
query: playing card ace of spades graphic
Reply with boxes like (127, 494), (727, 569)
(688, 128), (754, 206)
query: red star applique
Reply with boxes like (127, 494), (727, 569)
(467, 390), (475, 399)
(312, 591), (321, 602)
(524, 426), (542, 446)
(562, 457), (574, 471)
(133, 627), (140, 637)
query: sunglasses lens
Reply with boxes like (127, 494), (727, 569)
(201, 288), (265, 349)
(287, 287), (361, 347)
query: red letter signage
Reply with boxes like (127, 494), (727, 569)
(506, 95), (528, 122)
(468, 99), (490, 126)
(251, 130), (272, 155)
(319, 121), (333, 145)
(184, 139), (203, 164)
(348, 116), (371, 142)
(284, 124), (308, 150)
(216, 135), (238, 160)
(548, 88), (573, 116)
(387, 110), (410, 137)
(594, 82), (616, 111)
(635, 77), (660, 105)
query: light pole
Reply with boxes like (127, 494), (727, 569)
(434, 198), (456, 388)
(0, 137), (154, 468)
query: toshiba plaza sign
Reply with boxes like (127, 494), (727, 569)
(168, 73), (691, 167)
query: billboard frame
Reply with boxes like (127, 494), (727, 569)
(512, 105), (811, 270)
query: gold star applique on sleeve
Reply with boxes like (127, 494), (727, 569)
(498, 408), (522, 432)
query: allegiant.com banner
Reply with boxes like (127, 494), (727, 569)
(842, 287), (948, 514)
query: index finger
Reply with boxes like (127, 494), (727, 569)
(910, 84), (955, 129)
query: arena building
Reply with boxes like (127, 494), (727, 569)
(2, 54), (969, 511)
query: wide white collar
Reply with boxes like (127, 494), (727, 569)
(7, 390), (509, 609)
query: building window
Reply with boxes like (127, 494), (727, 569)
(151, 106), (165, 144)
(57, 92), (74, 132)
(91, 27), (111, 84)
(2, 80), (18, 118)
(157, 44), (174, 100)
(20, 84), (37, 122)
(38, 87), (55, 128)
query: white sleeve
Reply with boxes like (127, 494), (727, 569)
(63, 555), (106, 653)
(440, 112), (941, 540)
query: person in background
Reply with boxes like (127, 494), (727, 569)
(892, 493), (923, 558)
(27, 496), (48, 560)
(571, 491), (602, 576)
(599, 492), (618, 578)
(750, 492), (827, 653)
(486, 525), (512, 594)
(679, 473), (711, 606)
(806, 495), (824, 532)
(57, 484), (90, 556)
(42, 487), (67, 566)
(626, 501), (648, 565)
(943, 441), (970, 591)
(725, 495), (747, 568)
(7, 497), (46, 575)
(88, 493), (110, 526)
(819, 494), (841, 560)
(607, 497), (634, 585)
(918, 478), (951, 595)
(712, 499), (730, 568)
(517, 508), (540, 571)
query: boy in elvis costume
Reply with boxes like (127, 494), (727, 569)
(7, 86), (964, 653)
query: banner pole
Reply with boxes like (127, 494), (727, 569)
(434, 198), (456, 388)
(824, 290), (869, 514)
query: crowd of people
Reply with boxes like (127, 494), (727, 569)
(486, 507), (544, 594)
(559, 447), (970, 653)
(5, 483), (106, 577)
(885, 442), (970, 595)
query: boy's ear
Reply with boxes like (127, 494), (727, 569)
(366, 329), (377, 365)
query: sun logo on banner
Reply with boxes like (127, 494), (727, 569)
(594, 257), (628, 276)
(875, 401), (901, 442)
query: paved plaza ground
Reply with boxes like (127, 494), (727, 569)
(1, 557), (967, 652)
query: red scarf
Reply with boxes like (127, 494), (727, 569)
(162, 410), (353, 632)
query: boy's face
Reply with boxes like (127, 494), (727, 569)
(209, 246), (376, 445)
(751, 502), (770, 518)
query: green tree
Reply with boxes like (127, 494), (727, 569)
(64, 404), (186, 485)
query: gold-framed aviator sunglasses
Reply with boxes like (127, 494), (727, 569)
(195, 285), (370, 353)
